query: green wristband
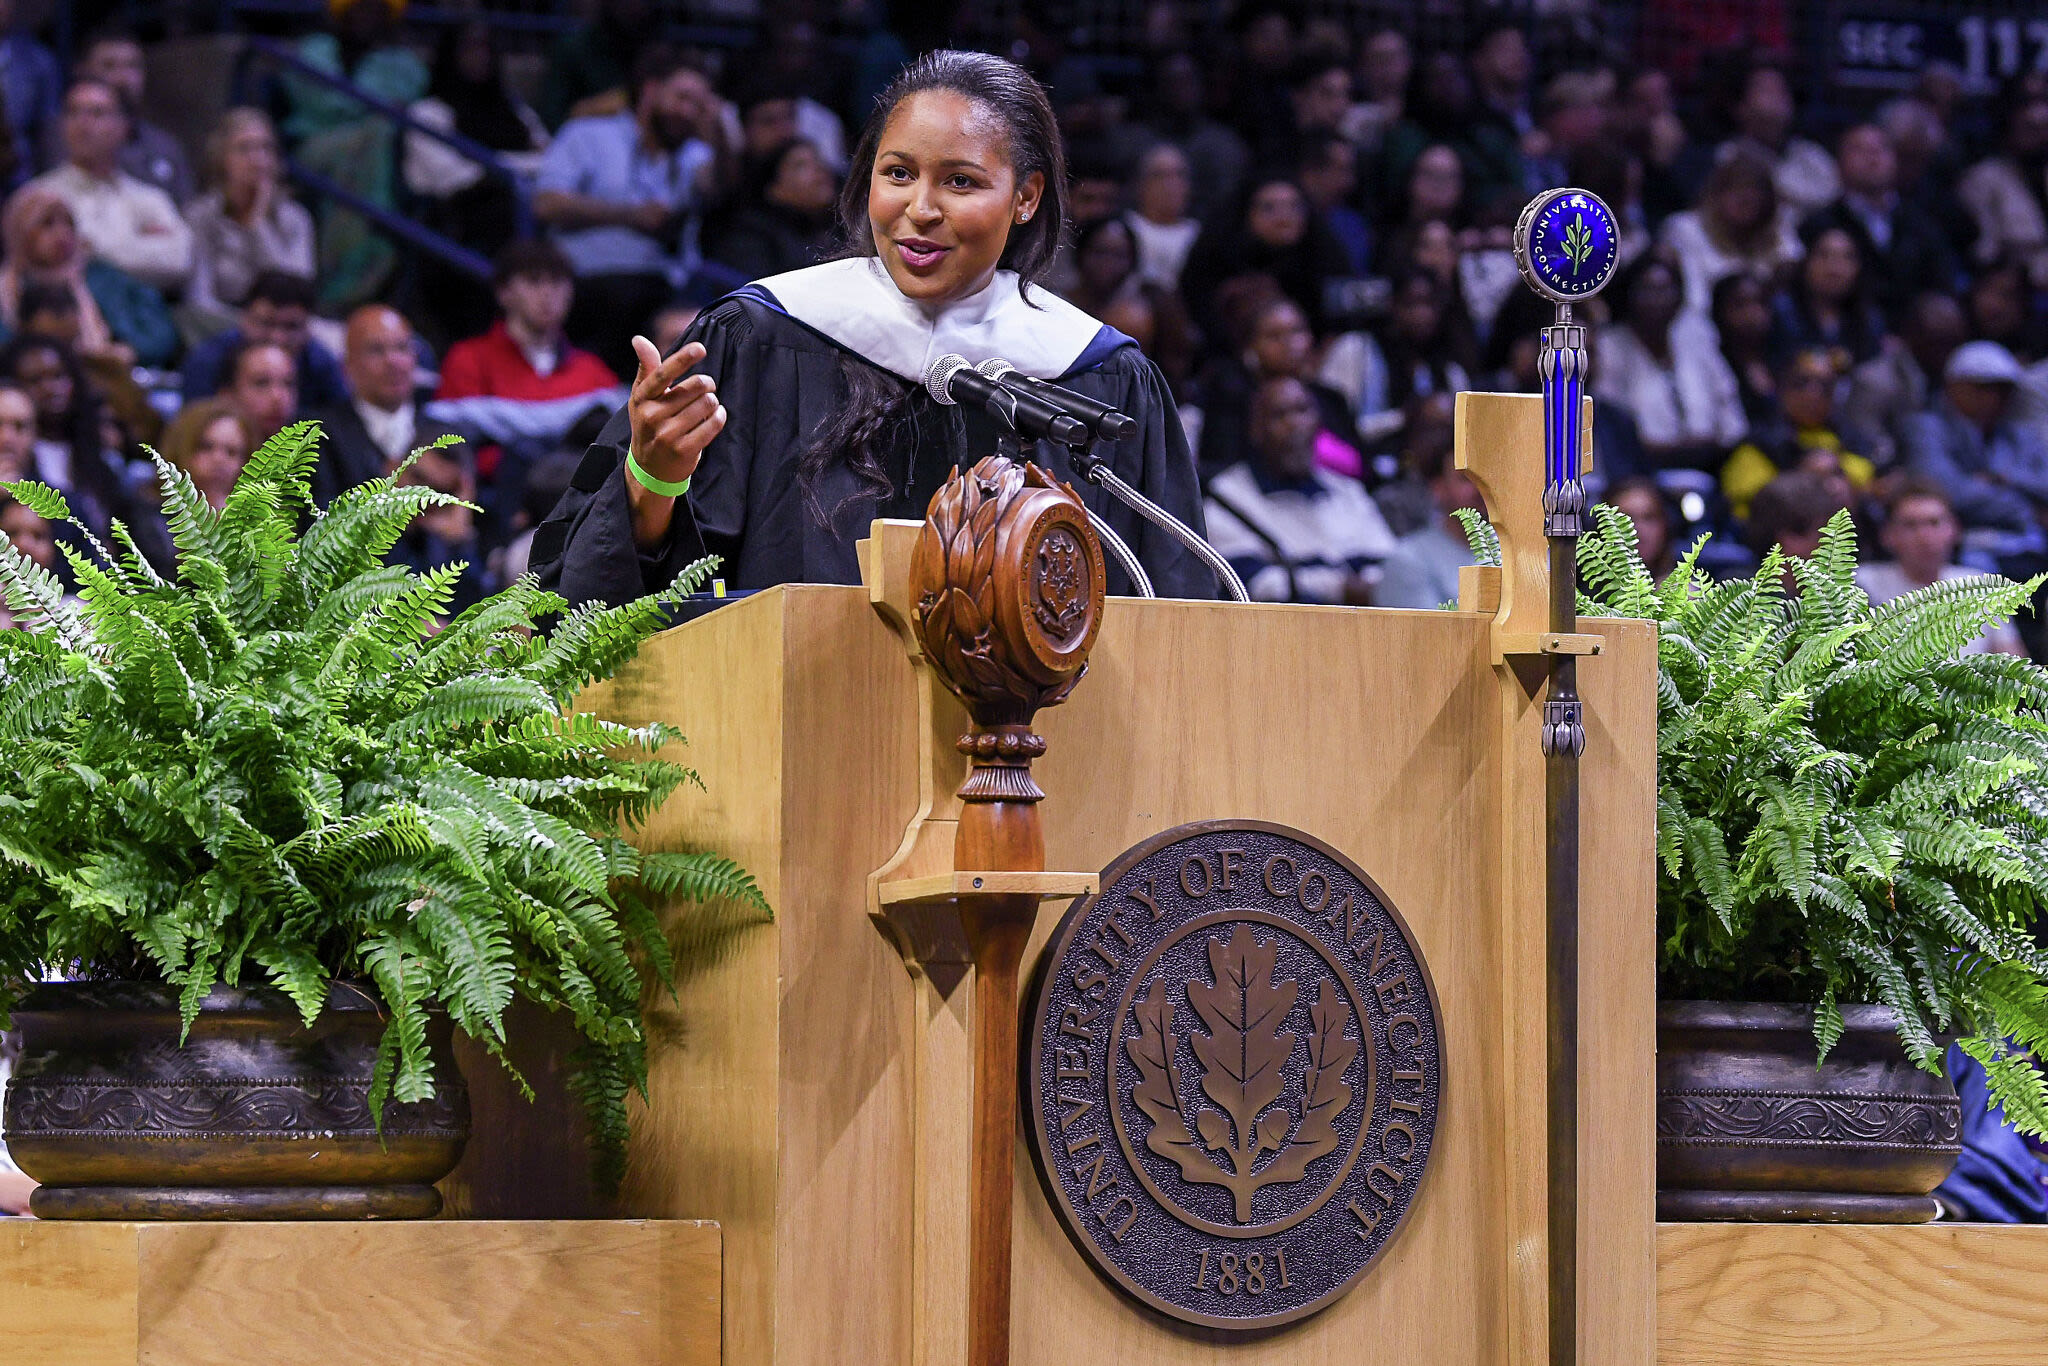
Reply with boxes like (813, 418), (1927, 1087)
(626, 450), (692, 499)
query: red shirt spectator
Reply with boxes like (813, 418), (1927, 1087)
(430, 240), (626, 476)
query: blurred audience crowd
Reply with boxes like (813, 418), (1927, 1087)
(0, 2), (2045, 654)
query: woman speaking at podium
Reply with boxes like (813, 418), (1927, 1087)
(529, 50), (1212, 605)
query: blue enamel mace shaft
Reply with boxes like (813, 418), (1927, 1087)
(1540, 306), (1586, 1366)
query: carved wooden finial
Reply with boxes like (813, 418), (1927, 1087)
(910, 455), (1106, 813)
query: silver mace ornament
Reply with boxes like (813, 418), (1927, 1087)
(1511, 185), (1620, 1366)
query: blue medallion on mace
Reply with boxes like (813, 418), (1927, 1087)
(1513, 188), (1620, 541)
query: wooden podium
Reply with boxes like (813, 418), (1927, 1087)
(582, 391), (1660, 1366)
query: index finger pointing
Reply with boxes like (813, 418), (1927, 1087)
(638, 339), (709, 398)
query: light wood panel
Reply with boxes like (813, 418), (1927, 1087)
(0, 1220), (719, 1366)
(593, 575), (1657, 1366)
(1657, 1222), (2048, 1365)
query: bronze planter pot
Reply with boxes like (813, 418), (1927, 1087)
(1656, 999), (1962, 1223)
(3, 981), (469, 1220)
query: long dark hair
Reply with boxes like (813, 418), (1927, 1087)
(799, 50), (1069, 526)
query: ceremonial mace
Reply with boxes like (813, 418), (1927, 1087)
(1511, 187), (1620, 1366)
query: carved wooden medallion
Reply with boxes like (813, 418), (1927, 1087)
(1026, 821), (1444, 1330)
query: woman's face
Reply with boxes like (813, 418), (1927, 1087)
(0, 502), (57, 572)
(1972, 269), (2025, 339)
(1715, 277), (1772, 348)
(1248, 300), (1313, 377)
(867, 90), (1042, 306)
(1410, 145), (1463, 220)
(1610, 485), (1670, 563)
(1411, 219), (1458, 281)
(456, 23), (494, 84)
(222, 119), (280, 196)
(1135, 145), (1191, 223)
(12, 347), (73, 427)
(1803, 229), (1860, 303)
(187, 414), (250, 507)
(1391, 277), (1442, 343)
(25, 202), (78, 271)
(1078, 221), (1136, 294)
(1359, 30), (1411, 102)
(769, 142), (837, 214)
(1246, 181), (1307, 249)
(1628, 263), (1682, 335)
(1780, 354), (1836, 428)
(1708, 172), (1768, 234)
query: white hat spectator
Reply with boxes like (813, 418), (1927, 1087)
(1944, 340), (2026, 386)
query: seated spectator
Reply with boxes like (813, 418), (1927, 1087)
(1203, 375), (1396, 605)
(11, 280), (163, 449)
(1183, 174), (1350, 338)
(28, 79), (192, 295)
(1770, 223), (1885, 369)
(1391, 142), (1468, 232)
(1605, 476), (1679, 580)
(218, 337), (299, 450)
(539, 0), (647, 129)
(708, 138), (838, 280)
(1375, 435), (1484, 609)
(0, 494), (64, 629)
(391, 440), (485, 616)
(1904, 341), (2048, 544)
(68, 27), (192, 204)
(430, 240), (625, 538)
(1846, 291), (1967, 468)
(181, 271), (347, 411)
(730, 71), (847, 174)
(310, 305), (466, 506)
(1858, 479), (2026, 655)
(1343, 27), (1410, 155)
(1967, 259), (2047, 366)
(1712, 271), (1780, 430)
(0, 334), (164, 565)
(1295, 130), (1371, 275)
(0, 0), (61, 195)
(492, 444), (584, 588)
(1723, 348), (1876, 521)
(181, 109), (316, 340)
(1804, 123), (1959, 320)
(405, 18), (549, 344)
(282, 0), (429, 310)
(0, 379), (33, 480)
(1134, 51), (1248, 224)
(1378, 50), (1523, 221)
(1957, 90), (2048, 288)
(1056, 217), (1194, 398)
(1594, 249), (1747, 469)
(1719, 62), (1839, 217)
(159, 396), (251, 509)
(0, 184), (175, 367)
(1123, 143), (1200, 293)
(1659, 148), (1802, 315)
(1747, 469), (1850, 569)
(536, 46), (732, 376)
(1197, 292), (1360, 478)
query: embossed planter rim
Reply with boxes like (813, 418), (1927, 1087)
(1658, 999), (1905, 1034)
(13, 979), (383, 1018)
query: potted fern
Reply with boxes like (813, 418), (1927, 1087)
(1569, 507), (2048, 1222)
(0, 424), (763, 1219)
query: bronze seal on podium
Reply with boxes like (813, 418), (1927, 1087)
(1026, 821), (1443, 1330)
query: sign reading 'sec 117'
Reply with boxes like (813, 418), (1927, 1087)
(1026, 821), (1443, 1330)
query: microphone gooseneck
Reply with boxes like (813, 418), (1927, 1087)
(1069, 450), (1251, 603)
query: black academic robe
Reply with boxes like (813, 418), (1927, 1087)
(529, 295), (1216, 606)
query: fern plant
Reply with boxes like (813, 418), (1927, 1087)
(1463, 505), (2048, 1134)
(0, 422), (766, 1188)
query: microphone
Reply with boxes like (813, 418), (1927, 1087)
(923, 354), (1091, 448)
(976, 359), (1139, 443)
